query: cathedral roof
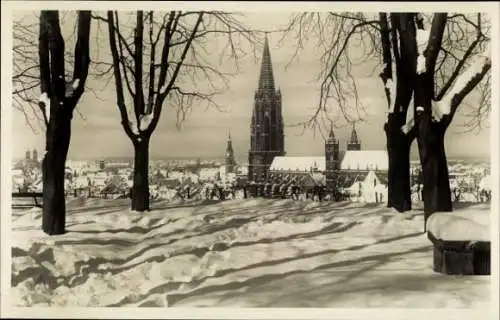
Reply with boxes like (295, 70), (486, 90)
(336, 172), (368, 188)
(270, 150), (387, 174)
(257, 35), (276, 92)
(340, 150), (388, 171)
(270, 156), (326, 172)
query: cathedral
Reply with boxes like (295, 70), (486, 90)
(247, 35), (285, 182)
(245, 35), (390, 203)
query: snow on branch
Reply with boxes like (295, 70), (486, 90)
(160, 82), (169, 96)
(386, 78), (396, 114)
(416, 29), (430, 74)
(432, 52), (491, 121)
(385, 49), (398, 115)
(401, 92), (415, 134)
(139, 113), (154, 131)
(72, 78), (80, 89)
(128, 118), (139, 135)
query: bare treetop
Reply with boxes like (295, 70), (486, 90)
(282, 12), (491, 137)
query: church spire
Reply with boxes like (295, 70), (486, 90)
(347, 122), (361, 151)
(248, 33), (285, 182)
(226, 129), (233, 151)
(225, 129), (236, 173)
(328, 124), (336, 141)
(350, 123), (359, 143)
(257, 34), (275, 92)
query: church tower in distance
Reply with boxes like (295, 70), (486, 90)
(225, 130), (237, 174)
(248, 35), (285, 182)
(347, 123), (361, 151)
(325, 126), (340, 190)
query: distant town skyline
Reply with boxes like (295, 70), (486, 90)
(13, 11), (491, 162)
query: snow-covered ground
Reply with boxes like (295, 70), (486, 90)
(10, 199), (491, 308)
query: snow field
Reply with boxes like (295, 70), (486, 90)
(10, 198), (491, 308)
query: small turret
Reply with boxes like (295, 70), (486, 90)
(347, 123), (361, 151)
(225, 130), (236, 174)
(325, 124), (340, 190)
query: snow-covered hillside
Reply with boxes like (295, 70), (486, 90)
(10, 199), (490, 308)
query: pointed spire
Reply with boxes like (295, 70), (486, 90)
(258, 33), (275, 92)
(350, 122), (359, 143)
(328, 124), (335, 140)
(226, 129), (233, 151)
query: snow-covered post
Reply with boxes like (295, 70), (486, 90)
(39, 11), (91, 235)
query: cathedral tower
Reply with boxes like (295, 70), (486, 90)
(347, 123), (361, 151)
(325, 126), (340, 189)
(32, 149), (38, 163)
(248, 35), (285, 182)
(225, 130), (237, 174)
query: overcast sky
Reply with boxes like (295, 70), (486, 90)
(12, 11), (491, 161)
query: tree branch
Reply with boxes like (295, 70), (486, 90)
(69, 11), (91, 106)
(447, 56), (491, 122)
(115, 12), (136, 101)
(107, 11), (136, 139)
(134, 10), (145, 122)
(146, 11), (155, 114)
(435, 13), (483, 100)
(147, 11), (204, 135)
(378, 13), (394, 110)
(425, 13), (448, 87)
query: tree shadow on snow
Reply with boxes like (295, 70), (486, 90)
(106, 231), (425, 307)
(165, 243), (431, 307)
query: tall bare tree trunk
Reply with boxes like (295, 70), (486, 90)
(385, 114), (413, 212)
(42, 105), (74, 235)
(416, 110), (452, 222)
(379, 13), (416, 212)
(413, 13), (451, 230)
(131, 137), (150, 211)
(39, 11), (91, 235)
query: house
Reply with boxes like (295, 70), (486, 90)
(338, 170), (388, 203)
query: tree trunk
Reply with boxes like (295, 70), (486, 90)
(131, 137), (150, 211)
(417, 113), (452, 227)
(385, 114), (413, 212)
(42, 107), (73, 235)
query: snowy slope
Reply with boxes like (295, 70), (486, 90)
(10, 199), (490, 308)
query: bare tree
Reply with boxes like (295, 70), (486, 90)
(13, 14), (46, 132)
(282, 12), (490, 224)
(103, 11), (257, 212)
(36, 11), (91, 235)
(413, 13), (490, 224)
(13, 12), (100, 131)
